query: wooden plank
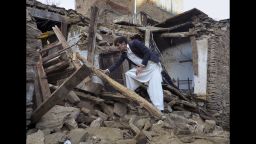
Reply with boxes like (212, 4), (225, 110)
(137, 21), (192, 32)
(48, 84), (81, 104)
(190, 36), (198, 76)
(43, 56), (61, 68)
(100, 92), (128, 102)
(42, 51), (66, 63)
(52, 25), (69, 48)
(31, 64), (92, 123)
(86, 6), (99, 64)
(76, 53), (162, 118)
(45, 60), (69, 74)
(46, 67), (76, 84)
(160, 32), (193, 38)
(37, 56), (51, 101)
(40, 42), (62, 53)
(61, 22), (68, 40)
(33, 65), (43, 108)
(144, 29), (150, 47)
(74, 91), (104, 104)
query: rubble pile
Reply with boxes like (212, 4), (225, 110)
(27, 93), (229, 144)
(26, 1), (229, 143)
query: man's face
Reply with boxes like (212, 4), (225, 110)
(116, 42), (127, 52)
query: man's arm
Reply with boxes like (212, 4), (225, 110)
(133, 39), (151, 66)
(106, 52), (126, 73)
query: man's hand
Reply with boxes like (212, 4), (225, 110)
(101, 69), (110, 74)
(136, 65), (145, 76)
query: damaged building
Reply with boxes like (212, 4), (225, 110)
(26, 0), (230, 143)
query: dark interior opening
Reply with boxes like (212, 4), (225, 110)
(34, 17), (61, 46)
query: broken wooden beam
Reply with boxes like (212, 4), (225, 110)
(43, 56), (61, 67)
(40, 42), (62, 53)
(76, 53), (162, 118)
(66, 91), (81, 104)
(52, 25), (69, 48)
(163, 84), (190, 101)
(160, 32), (193, 38)
(33, 65), (43, 108)
(100, 92), (128, 102)
(37, 56), (51, 101)
(42, 51), (66, 63)
(45, 60), (69, 74)
(86, 6), (99, 64)
(74, 91), (104, 104)
(46, 67), (76, 84)
(137, 22), (192, 32)
(31, 64), (91, 123)
(48, 84), (80, 104)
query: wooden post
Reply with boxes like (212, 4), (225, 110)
(37, 56), (51, 101)
(31, 64), (91, 123)
(76, 53), (162, 118)
(86, 6), (99, 64)
(190, 36), (198, 76)
(144, 28), (150, 48)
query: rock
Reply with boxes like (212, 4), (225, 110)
(26, 107), (33, 119)
(27, 128), (39, 135)
(67, 91), (80, 104)
(36, 105), (80, 130)
(44, 132), (66, 144)
(76, 113), (87, 123)
(90, 117), (103, 127)
(167, 113), (198, 135)
(64, 116), (78, 130)
(41, 128), (53, 135)
(103, 121), (129, 129)
(95, 110), (108, 120)
(114, 102), (127, 117)
(98, 26), (112, 34)
(26, 130), (44, 144)
(197, 102), (204, 107)
(168, 113), (196, 125)
(68, 128), (88, 144)
(203, 120), (216, 133)
(96, 33), (103, 41)
(81, 107), (91, 115)
(77, 101), (95, 110)
(98, 40), (108, 46)
(135, 118), (151, 130)
(78, 123), (88, 128)
(167, 105), (173, 112)
(115, 139), (136, 144)
(172, 111), (192, 119)
(77, 113), (96, 124)
(100, 103), (114, 116)
(84, 127), (124, 142)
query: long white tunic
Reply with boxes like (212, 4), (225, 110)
(125, 45), (164, 110)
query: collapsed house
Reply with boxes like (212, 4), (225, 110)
(26, 0), (229, 143)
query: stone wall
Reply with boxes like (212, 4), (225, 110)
(192, 14), (230, 130)
(75, 0), (173, 24)
(26, 9), (42, 128)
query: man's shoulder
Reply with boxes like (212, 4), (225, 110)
(129, 39), (144, 46)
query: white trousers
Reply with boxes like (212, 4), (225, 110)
(125, 61), (164, 110)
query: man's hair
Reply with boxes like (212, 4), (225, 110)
(114, 36), (128, 46)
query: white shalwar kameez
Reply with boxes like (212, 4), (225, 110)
(125, 45), (164, 110)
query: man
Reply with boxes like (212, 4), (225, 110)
(102, 36), (164, 111)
